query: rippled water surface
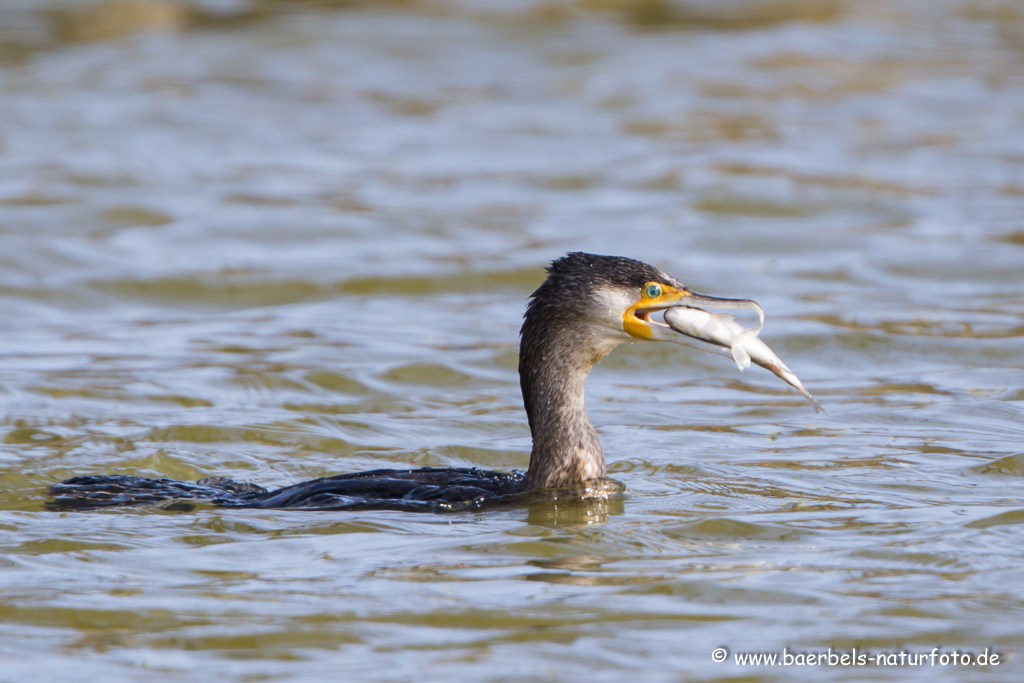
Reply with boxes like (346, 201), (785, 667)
(2, 0), (1024, 680)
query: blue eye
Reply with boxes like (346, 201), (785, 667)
(645, 284), (661, 299)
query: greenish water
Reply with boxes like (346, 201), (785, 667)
(2, 1), (1024, 681)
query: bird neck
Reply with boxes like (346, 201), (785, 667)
(518, 314), (620, 490)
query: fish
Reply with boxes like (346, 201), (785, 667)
(663, 305), (826, 413)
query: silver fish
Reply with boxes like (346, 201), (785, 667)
(661, 304), (825, 413)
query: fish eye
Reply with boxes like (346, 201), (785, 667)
(644, 283), (662, 299)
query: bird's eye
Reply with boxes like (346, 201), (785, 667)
(644, 284), (662, 299)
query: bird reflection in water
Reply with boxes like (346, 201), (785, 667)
(523, 482), (626, 527)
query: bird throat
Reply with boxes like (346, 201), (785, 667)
(519, 318), (618, 490)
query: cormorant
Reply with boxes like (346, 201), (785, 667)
(49, 253), (820, 512)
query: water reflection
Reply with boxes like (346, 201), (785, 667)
(523, 484), (626, 527)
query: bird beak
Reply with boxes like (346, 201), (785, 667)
(623, 285), (763, 344)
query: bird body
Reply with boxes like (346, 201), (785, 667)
(49, 253), (820, 512)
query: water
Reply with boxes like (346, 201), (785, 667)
(2, 0), (1024, 680)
